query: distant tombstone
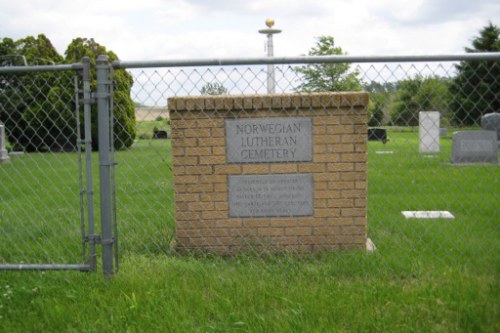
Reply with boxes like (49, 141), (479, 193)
(451, 131), (498, 164)
(367, 128), (387, 144)
(481, 113), (500, 146)
(440, 128), (448, 137)
(153, 130), (168, 139)
(419, 111), (440, 153)
(0, 124), (10, 163)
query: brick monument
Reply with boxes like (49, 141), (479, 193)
(168, 92), (368, 254)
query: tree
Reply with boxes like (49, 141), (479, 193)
(0, 37), (22, 66)
(15, 34), (63, 65)
(390, 75), (451, 126)
(0, 36), (136, 151)
(293, 36), (362, 92)
(364, 81), (397, 126)
(450, 22), (500, 126)
(65, 38), (136, 150)
(200, 82), (228, 95)
(0, 34), (62, 66)
(0, 34), (73, 151)
(368, 94), (386, 127)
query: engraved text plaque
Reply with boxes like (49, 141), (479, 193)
(226, 117), (312, 163)
(228, 174), (313, 217)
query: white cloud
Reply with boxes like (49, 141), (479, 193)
(0, 0), (498, 60)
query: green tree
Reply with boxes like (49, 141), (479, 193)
(0, 35), (73, 151)
(364, 81), (396, 126)
(450, 22), (500, 126)
(15, 34), (63, 65)
(0, 37), (22, 66)
(200, 82), (228, 95)
(293, 36), (362, 92)
(368, 94), (386, 127)
(391, 75), (451, 126)
(0, 34), (62, 66)
(0, 36), (135, 151)
(65, 38), (136, 150)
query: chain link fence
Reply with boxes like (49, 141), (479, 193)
(111, 54), (499, 272)
(0, 54), (499, 274)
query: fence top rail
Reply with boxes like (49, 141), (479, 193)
(0, 62), (83, 74)
(112, 52), (500, 69)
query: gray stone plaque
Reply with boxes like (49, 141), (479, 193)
(451, 130), (498, 164)
(481, 112), (500, 142)
(228, 173), (313, 217)
(225, 117), (312, 163)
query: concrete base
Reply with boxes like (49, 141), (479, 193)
(366, 238), (377, 252)
(0, 150), (10, 164)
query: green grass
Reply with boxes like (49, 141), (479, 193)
(0, 256), (498, 332)
(0, 127), (499, 332)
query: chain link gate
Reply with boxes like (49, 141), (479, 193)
(0, 58), (99, 272)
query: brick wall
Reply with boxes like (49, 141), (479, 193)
(168, 92), (368, 254)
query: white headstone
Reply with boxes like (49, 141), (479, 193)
(419, 111), (440, 153)
(0, 124), (10, 164)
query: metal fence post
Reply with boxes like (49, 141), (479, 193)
(96, 55), (115, 276)
(82, 56), (97, 272)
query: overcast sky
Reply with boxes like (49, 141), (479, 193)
(0, 0), (498, 61)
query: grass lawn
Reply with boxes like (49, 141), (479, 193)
(0, 127), (499, 332)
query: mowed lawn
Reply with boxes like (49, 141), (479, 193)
(0, 128), (499, 332)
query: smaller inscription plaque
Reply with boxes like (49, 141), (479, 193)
(460, 139), (494, 152)
(225, 117), (312, 163)
(229, 174), (313, 217)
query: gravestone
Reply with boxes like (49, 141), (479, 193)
(0, 124), (10, 164)
(368, 128), (387, 143)
(451, 131), (498, 164)
(419, 111), (440, 153)
(481, 113), (500, 148)
(153, 129), (168, 139)
(169, 92), (369, 254)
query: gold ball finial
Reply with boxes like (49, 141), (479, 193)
(265, 18), (275, 28)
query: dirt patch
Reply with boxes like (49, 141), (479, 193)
(135, 107), (169, 121)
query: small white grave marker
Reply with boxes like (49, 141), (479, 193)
(375, 150), (394, 154)
(402, 211), (455, 219)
